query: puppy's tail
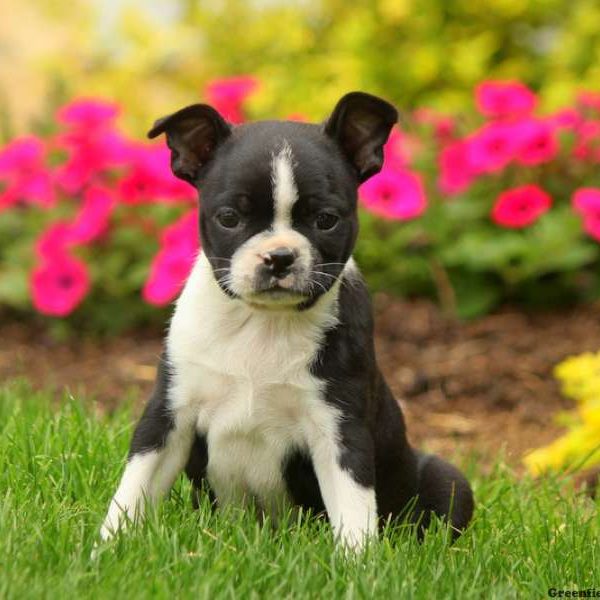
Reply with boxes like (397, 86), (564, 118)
(414, 451), (474, 540)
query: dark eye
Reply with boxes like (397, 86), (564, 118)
(216, 208), (241, 229)
(314, 212), (339, 231)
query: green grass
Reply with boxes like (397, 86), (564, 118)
(0, 381), (598, 600)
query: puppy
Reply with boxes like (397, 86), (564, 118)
(100, 92), (473, 549)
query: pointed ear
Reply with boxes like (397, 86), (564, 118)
(147, 104), (232, 183)
(324, 92), (398, 183)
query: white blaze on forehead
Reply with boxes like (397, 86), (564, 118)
(271, 141), (298, 228)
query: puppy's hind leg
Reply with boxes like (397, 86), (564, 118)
(413, 452), (474, 540)
(100, 354), (195, 541)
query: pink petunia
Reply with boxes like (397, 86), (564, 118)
(582, 213), (600, 242)
(143, 209), (200, 306)
(572, 188), (600, 242)
(0, 136), (44, 173)
(467, 123), (518, 173)
(35, 221), (76, 259)
(491, 185), (552, 228)
(572, 120), (600, 161)
(57, 98), (120, 131)
(69, 185), (116, 244)
(160, 208), (199, 253)
(118, 143), (197, 204)
(205, 76), (259, 124)
(359, 168), (427, 221)
(30, 254), (91, 316)
(54, 129), (131, 194)
(546, 108), (581, 130)
(0, 136), (55, 210)
(438, 141), (475, 196)
(143, 246), (197, 306)
(475, 81), (537, 120)
(383, 128), (409, 171)
(572, 188), (600, 214)
(515, 119), (559, 166)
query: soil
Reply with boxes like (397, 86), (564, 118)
(2, 296), (600, 472)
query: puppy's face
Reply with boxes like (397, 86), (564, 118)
(148, 93), (397, 308)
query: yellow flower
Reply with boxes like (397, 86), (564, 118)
(525, 352), (600, 475)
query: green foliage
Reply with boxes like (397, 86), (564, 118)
(0, 381), (598, 598)
(0, 203), (178, 336)
(357, 197), (600, 319)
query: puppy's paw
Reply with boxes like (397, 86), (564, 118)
(336, 528), (377, 553)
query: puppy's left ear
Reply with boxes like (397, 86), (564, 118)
(324, 92), (398, 183)
(148, 104), (231, 183)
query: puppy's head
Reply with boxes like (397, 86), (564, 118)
(148, 92), (397, 309)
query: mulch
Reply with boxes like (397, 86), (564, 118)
(2, 296), (600, 472)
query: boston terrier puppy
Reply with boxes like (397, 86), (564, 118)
(100, 92), (473, 549)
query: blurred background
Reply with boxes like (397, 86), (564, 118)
(4, 0), (600, 133)
(2, 0), (600, 481)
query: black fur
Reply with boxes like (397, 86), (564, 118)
(124, 91), (474, 542)
(128, 353), (174, 457)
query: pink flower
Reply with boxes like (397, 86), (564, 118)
(572, 188), (600, 242)
(35, 221), (76, 259)
(205, 76), (259, 124)
(491, 185), (552, 228)
(35, 187), (116, 260)
(0, 137), (43, 173)
(572, 188), (600, 214)
(572, 120), (600, 161)
(118, 143), (197, 204)
(383, 128), (409, 171)
(546, 108), (581, 130)
(54, 129), (131, 194)
(143, 247), (197, 306)
(359, 169), (427, 221)
(582, 213), (600, 242)
(475, 81), (537, 119)
(467, 123), (518, 173)
(57, 98), (120, 131)
(143, 209), (200, 306)
(70, 185), (116, 243)
(515, 119), (559, 166)
(30, 254), (90, 316)
(0, 137), (55, 210)
(160, 208), (199, 254)
(438, 141), (475, 195)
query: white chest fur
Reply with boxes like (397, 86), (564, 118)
(166, 254), (341, 514)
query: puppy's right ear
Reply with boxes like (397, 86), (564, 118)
(147, 104), (231, 183)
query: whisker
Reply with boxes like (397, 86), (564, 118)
(308, 278), (328, 295)
(310, 270), (348, 288)
(204, 256), (232, 263)
(312, 262), (347, 268)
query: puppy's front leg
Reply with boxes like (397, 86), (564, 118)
(310, 424), (378, 550)
(100, 355), (195, 541)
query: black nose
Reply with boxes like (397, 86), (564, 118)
(263, 247), (296, 278)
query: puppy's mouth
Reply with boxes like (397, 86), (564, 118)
(248, 283), (307, 306)
(246, 278), (309, 308)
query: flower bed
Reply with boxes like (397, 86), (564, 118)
(2, 78), (600, 333)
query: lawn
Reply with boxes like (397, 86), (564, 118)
(0, 381), (598, 600)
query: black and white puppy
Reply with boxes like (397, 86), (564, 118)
(100, 92), (473, 549)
